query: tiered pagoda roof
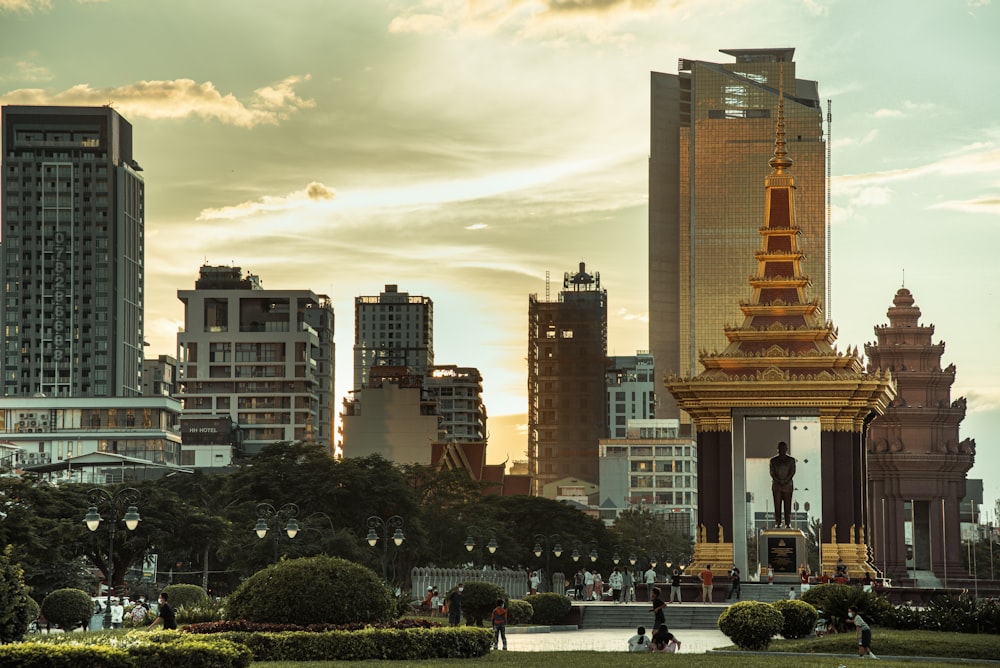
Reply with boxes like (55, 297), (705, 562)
(666, 83), (894, 431)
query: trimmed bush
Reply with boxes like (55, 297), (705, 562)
(718, 600), (783, 650)
(800, 583), (890, 632)
(456, 581), (506, 627)
(506, 599), (533, 625)
(40, 588), (93, 630)
(0, 631), (252, 667)
(523, 592), (571, 625)
(772, 599), (818, 639)
(163, 583), (210, 610)
(225, 555), (393, 626)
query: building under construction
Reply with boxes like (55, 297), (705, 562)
(527, 263), (608, 497)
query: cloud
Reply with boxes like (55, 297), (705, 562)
(0, 75), (314, 128)
(388, 0), (663, 42)
(465, 223), (489, 230)
(832, 129), (878, 150)
(872, 100), (938, 120)
(0, 60), (52, 82)
(931, 196), (1000, 215)
(616, 307), (648, 323)
(198, 181), (336, 221)
(0, 0), (51, 11)
(873, 108), (903, 119)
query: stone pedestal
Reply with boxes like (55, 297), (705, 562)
(759, 528), (806, 582)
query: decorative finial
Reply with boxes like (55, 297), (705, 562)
(769, 62), (793, 174)
(902, 268), (905, 288)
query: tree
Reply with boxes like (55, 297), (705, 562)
(611, 505), (692, 566)
(0, 546), (34, 643)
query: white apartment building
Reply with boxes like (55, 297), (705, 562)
(353, 285), (433, 390)
(176, 266), (335, 457)
(606, 352), (656, 438)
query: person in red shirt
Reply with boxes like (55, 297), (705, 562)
(491, 599), (508, 651)
(699, 564), (714, 603)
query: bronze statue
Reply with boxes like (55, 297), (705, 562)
(769, 441), (796, 528)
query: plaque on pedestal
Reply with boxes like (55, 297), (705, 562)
(759, 528), (806, 582)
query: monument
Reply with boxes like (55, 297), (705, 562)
(664, 70), (895, 581)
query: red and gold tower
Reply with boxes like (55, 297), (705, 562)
(865, 288), (975, 582)
(665, 84), (895, 577)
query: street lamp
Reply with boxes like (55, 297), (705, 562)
(612, 544), (623, 566)
(532, 533), (563, 592)
(254, 503), (301, 563)
(570, 540), (599, 563)
(464, 525), (498, 568)
(367, 515), (405, 583)
(84, 487), (141, 630)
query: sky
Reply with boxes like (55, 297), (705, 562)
(2, 0), (998, 516)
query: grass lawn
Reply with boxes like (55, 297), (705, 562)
(251, 652), (981, 667)
(251, 630), (1000, 667)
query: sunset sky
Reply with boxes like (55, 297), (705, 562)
(2, 0), (998, 513)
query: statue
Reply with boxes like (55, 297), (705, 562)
(769, 441), (796, 528)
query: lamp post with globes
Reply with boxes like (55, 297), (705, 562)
(84, 487), (142, 630)
(254, 502), (301, 563)
(532, 533), (563, 592)
(464, 525), (498, 568)
(367, 515), (405, 583)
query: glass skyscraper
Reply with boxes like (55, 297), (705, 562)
(648, 48), (826, 420)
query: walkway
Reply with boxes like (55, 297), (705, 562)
(506, 627), (729, 653)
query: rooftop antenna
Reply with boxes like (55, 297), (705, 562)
(902, 268), (905, 288)
(545, 270), (550, 302)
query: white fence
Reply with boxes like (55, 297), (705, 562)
(409, 567), (567, 601)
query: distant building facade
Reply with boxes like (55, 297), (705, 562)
(1, 105), (145, 398)
(598, 419), (697, 535)
(528, 263), (608, 496)
(423, 365), (486, 443)
(176, 266), (335, 456)
(606, 353), (656, 438)
(353, 285), (433, 391)
(649, 48), (826, 419)
(0, 396), (182, 479)
(142, 355), (177, 397)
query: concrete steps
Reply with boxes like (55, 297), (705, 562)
(578, 603), (723, 630)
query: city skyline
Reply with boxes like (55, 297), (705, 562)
(2, 1), (998, 511)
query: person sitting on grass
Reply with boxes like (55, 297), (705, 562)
(627, 625), (651, 652)
(651, 623), (681, 653)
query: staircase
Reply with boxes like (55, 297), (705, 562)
(578, 603), (723, 630)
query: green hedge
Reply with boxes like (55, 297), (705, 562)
(523, 593), (571, 625)
(772, 599), (818, 639)
(506, 599), (533, 625)
(210, 626), (491, 661)
(718, 600), (783, 650)
(0, 633), (251, 668)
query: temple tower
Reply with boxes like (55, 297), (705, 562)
(665, 82), (895, 578)
(865, 288), (975, 584)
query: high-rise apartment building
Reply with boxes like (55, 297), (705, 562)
(528, 262), (607, 496)
(606, 352), (656, 438)
(1, 106), (145, 397)
(648, 48), (826, 419)
(176, 266), (335, 456)
(353, 285), (433, 390)
(424, 365), (486, 443)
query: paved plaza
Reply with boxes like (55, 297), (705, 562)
(504, 627), (730, 653)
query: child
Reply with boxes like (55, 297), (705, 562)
(651, 624), (681, 653)
(848, 606), (878, 660)
(491, 598), (508, 650)
(627, 625), (651, 652)
(430, 588), (441, 617)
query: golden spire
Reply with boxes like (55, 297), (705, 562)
(769, 63), (793, 175)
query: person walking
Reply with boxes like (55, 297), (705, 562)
(727, 565), (741, 600)
(147, 592), (176, 631)
(699, 564), (714, 604)
(448, 584), (464, 627)
(491, 598), (508, 650)
(110, 598), (124, 629)
(622, 567), (634, 603)
(584, 569), (595, 601)
(848, 606), (878, 659)
(594, 571), (604, 600)
(767, 564), (775, 585)
(669, 568), (683, 603)
(609, 567), (623, 603)
(644, 564), (657, 601)
(529, 570), (540, 595)
(650, 586), (666, 630)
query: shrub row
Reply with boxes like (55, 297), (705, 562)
(210, 626), (492, 661)
(0, 633), (251, 668)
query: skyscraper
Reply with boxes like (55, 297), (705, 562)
(1, 106), (145, 397)
(353, 284), (433, 390)
(649, 49), (826, 419)
(528, 263), (607, 496)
